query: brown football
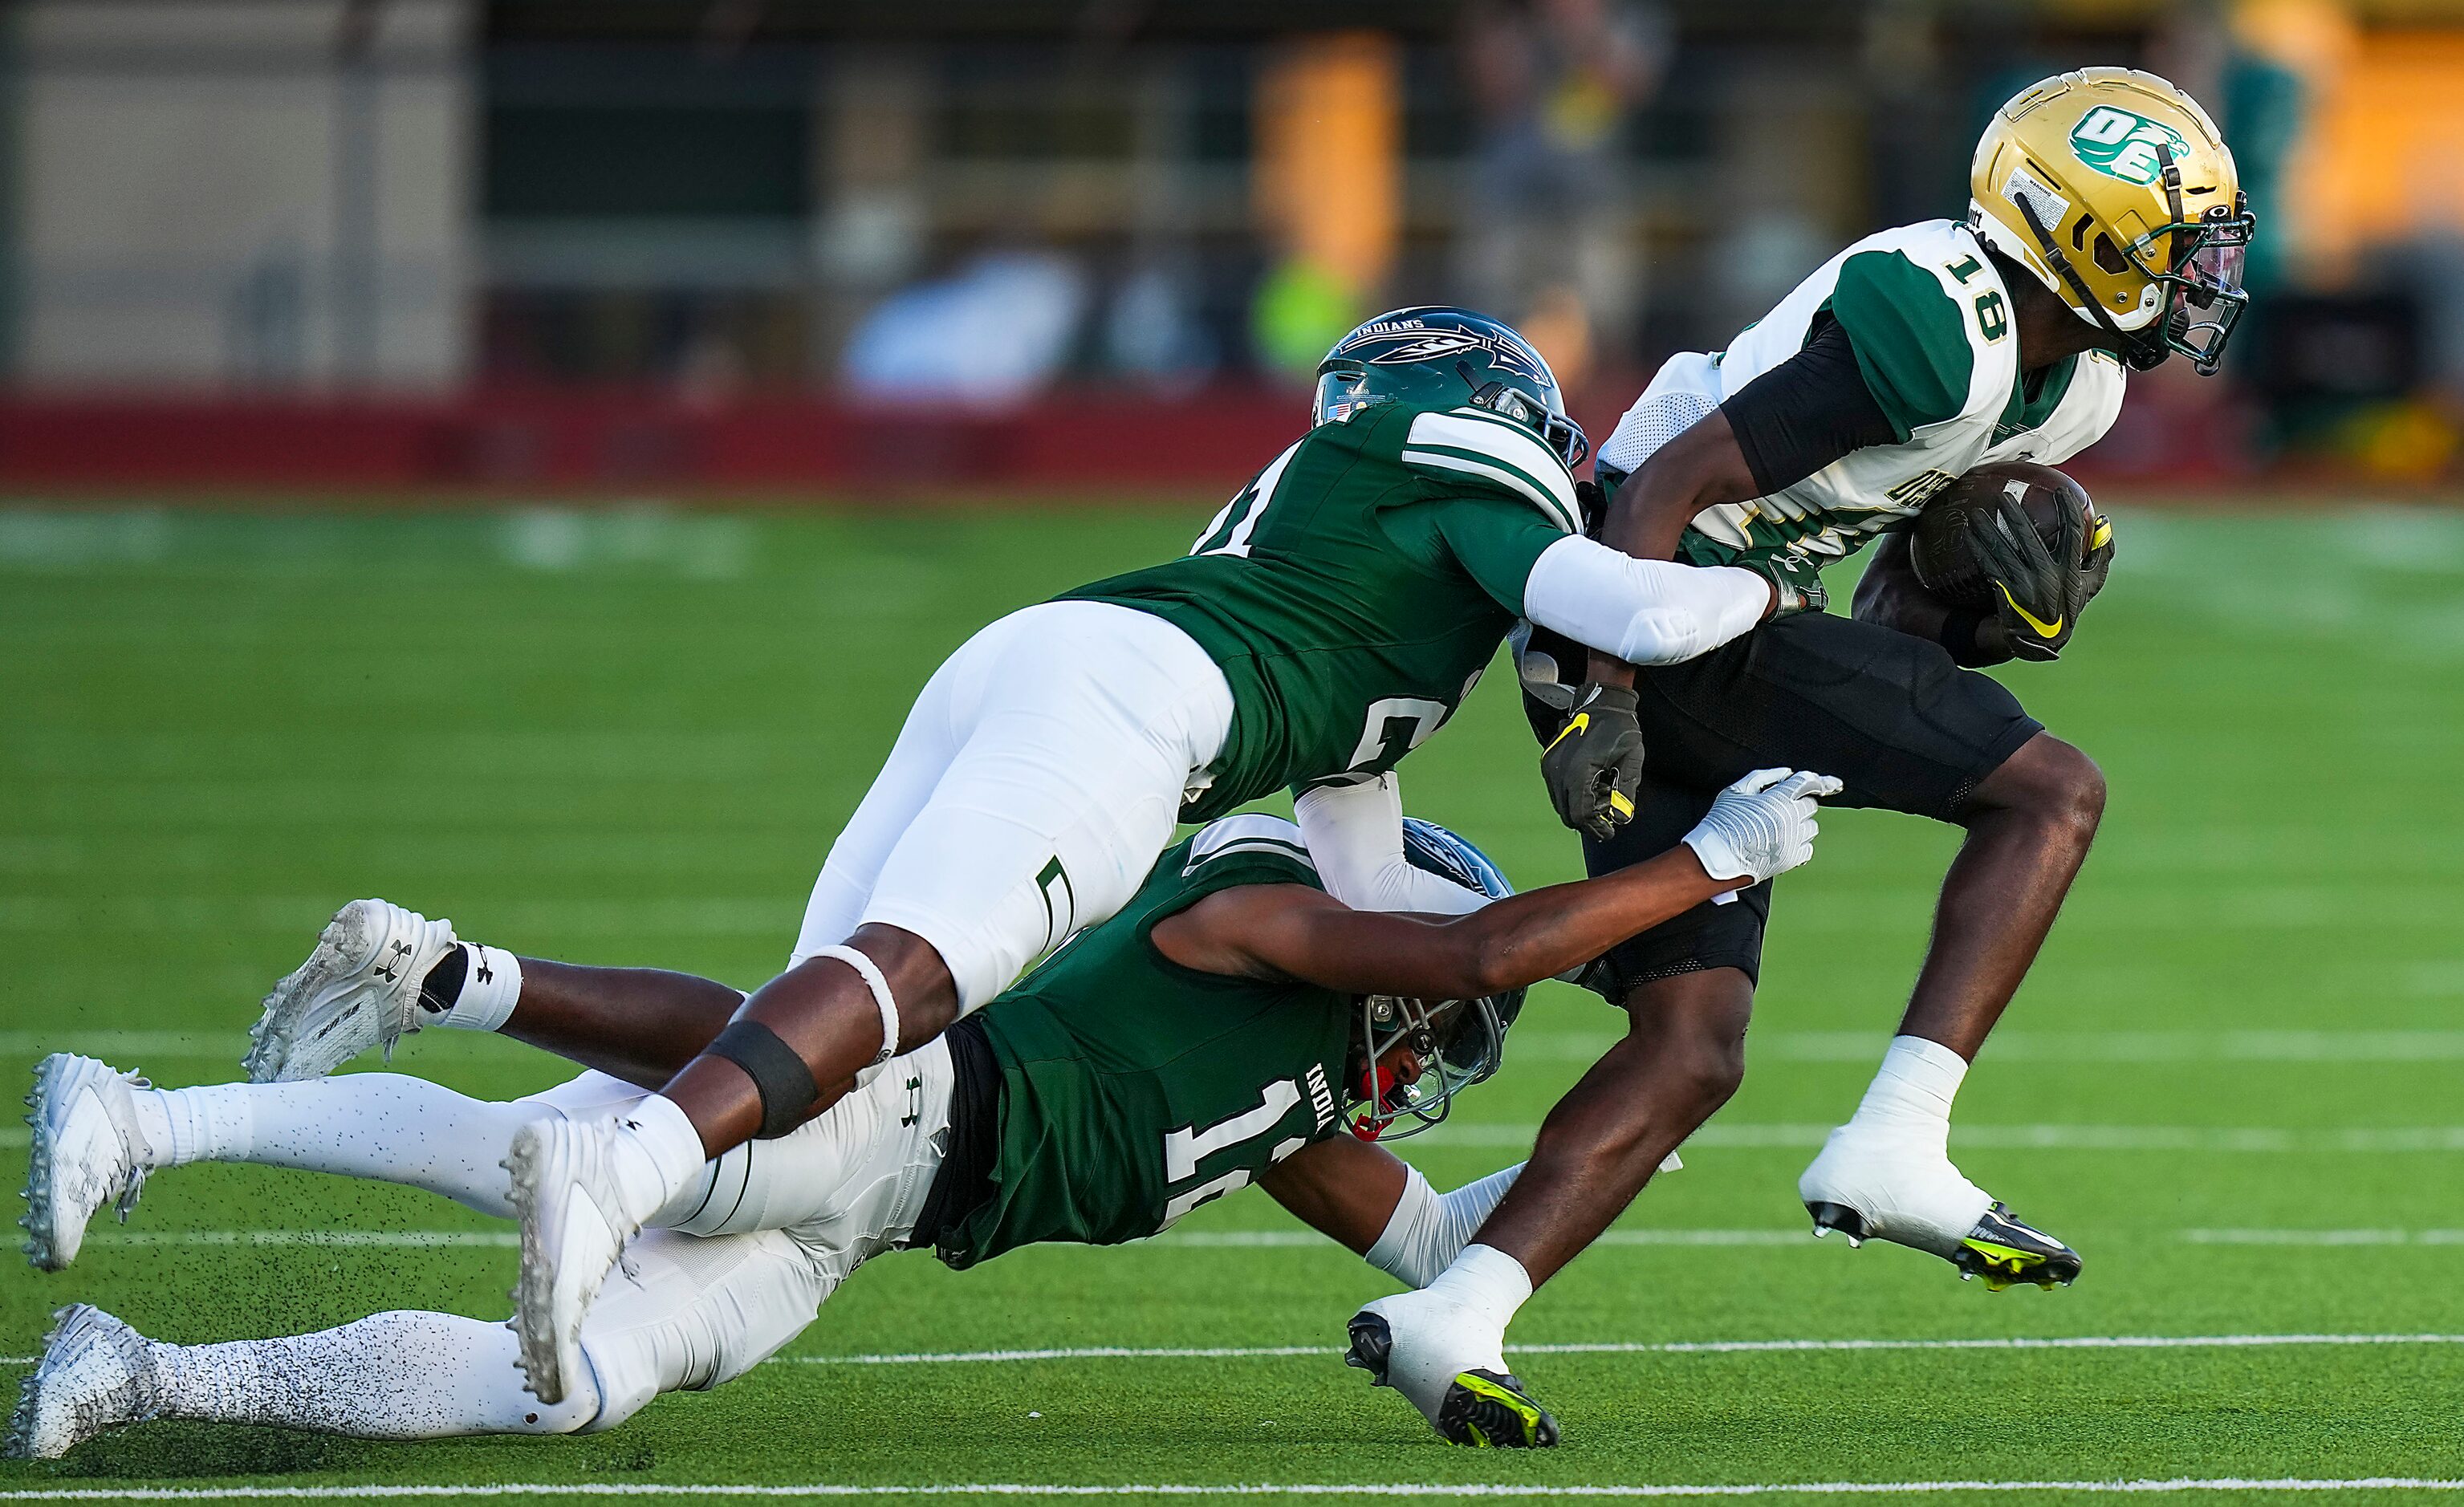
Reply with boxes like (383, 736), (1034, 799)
(1909, 461), (2100, 611)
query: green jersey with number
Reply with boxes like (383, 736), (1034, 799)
(1603, 218), (2126, 599)
(935, 815), (1353, 1269)
(1060, 400), (1577, 821)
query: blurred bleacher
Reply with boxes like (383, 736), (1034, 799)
(1, 0), (2460, 496)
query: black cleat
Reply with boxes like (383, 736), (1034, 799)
(1345, 1311), (1559, 1448)
(1949, 1202), (2082, 1291)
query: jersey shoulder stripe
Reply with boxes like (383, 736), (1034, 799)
(1401, 408), (1582, 534)
(1183, 814), (1315, 876)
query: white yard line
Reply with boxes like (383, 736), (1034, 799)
(1, 1477), (2462, 1500)
(1515, 1030), (2464, 1063)
(2182, 1229), (2464, 1245)
(1419, 1123), (2464, 1152)
(786, 1334), (2464, 1367)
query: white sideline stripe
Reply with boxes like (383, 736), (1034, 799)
(2184, 1229), (2464, 1246)
(59, 1225), (2464, 1255)
(83, 1229), (518, 1249)
(2, 1478), (2462, 1500)
(1419, 1123), (2464, 1152)
(785, 1334), (2464, 1367)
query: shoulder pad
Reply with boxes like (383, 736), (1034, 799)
(1183, 814), (1316, 876)
(1401, 408), (1583, 534)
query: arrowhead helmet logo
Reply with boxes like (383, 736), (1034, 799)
(2068, 104), (2192, 187)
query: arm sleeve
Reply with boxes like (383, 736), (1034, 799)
(1293, 774), (1491, 917)
(1823, 250), (1975, 441)
(1364, 1162), (1525, 1288)
(1718, 316), (1901, 496)
(1520, 534), (1770, 665)
(1425, 496), (1569, 615)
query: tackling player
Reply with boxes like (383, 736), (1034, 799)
(452, 307), (1787, 1403)
(12, 778), (1831, 1458)
(1353, 69), (2255, 1428)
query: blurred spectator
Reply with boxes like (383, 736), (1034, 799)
(838, 251), (1090, 408)
(1104, 264), (1220, 394)
(1455, 0), (1670, 384)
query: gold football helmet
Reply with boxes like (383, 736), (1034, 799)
(1970, 67), (2255, 375)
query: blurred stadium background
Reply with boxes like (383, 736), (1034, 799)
(0, 0), (2458, 498)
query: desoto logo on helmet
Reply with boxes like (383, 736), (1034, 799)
(2068, 104), (2192, 187)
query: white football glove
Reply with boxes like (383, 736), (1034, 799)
(1682, 767), (1843, 896)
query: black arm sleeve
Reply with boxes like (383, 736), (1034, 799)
(1717, 315), (1899, 497)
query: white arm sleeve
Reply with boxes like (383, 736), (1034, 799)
(1364, 1162), (1525, 1288)
(1293, 774), (1490, 916)
(1521, 534), (1770, 666)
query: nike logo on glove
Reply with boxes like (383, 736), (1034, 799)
(1995, 582), (2064, 639)
(1545, 713), (1590, 754)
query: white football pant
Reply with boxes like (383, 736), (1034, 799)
(791, 599), (1234, 1011)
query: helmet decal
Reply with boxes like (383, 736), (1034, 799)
(1315, 307), (1584, 465)
(2068, 105), (2194, 187)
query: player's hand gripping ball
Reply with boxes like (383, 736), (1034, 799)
(1910, 462), (2115, 662)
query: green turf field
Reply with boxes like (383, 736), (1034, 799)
(2, 502), (2461, 1503)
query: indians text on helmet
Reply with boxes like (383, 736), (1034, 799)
(1343, 330), (1548, 383)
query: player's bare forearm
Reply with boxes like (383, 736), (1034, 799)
(1160, 850), (1735, 1002)
(1854, 531), (2014, 667)
(1256, 1136), (1412, 1255)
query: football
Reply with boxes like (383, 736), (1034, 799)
(1909, 461), (2102, 611)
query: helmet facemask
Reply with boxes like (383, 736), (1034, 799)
(1342, 991), (1510, 1143)
(2011, 143), (2256, 376)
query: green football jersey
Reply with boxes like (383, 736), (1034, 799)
(934, 815), (1354, 1269)
(1060, 400), (1576, 822)
(1600, 219), (2126, 599)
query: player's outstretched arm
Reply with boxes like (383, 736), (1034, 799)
(1257, 1135), (1523, 1286)
(1153, 770), (1838, 1004)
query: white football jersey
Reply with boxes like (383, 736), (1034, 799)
(1599, 218), (2126, 584)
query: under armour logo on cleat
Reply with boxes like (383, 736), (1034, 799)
(373, 940), (412, 984)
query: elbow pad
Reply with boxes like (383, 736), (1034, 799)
(1294, 774), (1489, 916)
(1365, 1162), (1524, 1289)
(1522, 534), (1768, 666)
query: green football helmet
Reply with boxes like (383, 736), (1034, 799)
(1314, 307), (1589, 471)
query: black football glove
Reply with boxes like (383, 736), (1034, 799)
(1967, 489), (2089, 663)
(1539, 682), (1645, 840)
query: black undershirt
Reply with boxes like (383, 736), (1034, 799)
(909, 1016), (998, 1253)
(1717, 314), (1900, 498)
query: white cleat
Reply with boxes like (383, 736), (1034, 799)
(505, 1115), (646, 1406)
(1343, 1290), (1557, 1449)
(242, 899), (459, 1083)
(20, 1054), (153, 1272)
(1799, 1124), (2082, 1290)
(6, 1305), (161, 1460)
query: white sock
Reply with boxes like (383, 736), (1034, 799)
(616, 1093), (709, 1212)
(151, 1311), (597, 1438)
(133, 1076), (551, 1219)
(126, 1084), (256, 1170)
(440, 944), (522, 1033)
(1845, 1034), (1970, 1147)
(1426, 1243), (1534, 1341)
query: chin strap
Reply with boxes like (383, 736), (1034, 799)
(811, 944), (901, 1068)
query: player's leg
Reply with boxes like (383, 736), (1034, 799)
(3, 1228), (835, 1459)
(22, 1057), (736, 1269)
(1348, 783), (1763, 1444)
(244, 896), (747, 1087)
(506, 602), (1228, 1403)
(4, 1302), (598, 1458)
(1622, 611), (2090, 1282)
(1796, 729), (2099, 1288)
